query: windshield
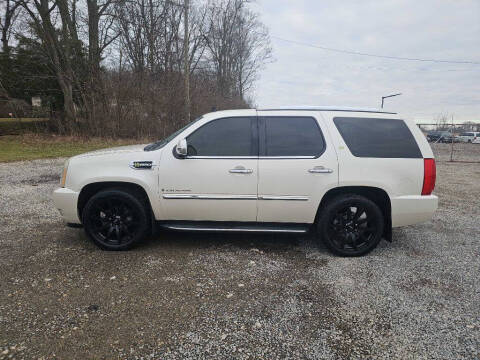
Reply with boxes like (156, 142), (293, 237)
(144, 116), (203, 151)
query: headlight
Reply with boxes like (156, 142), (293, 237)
(60, 159), (69, 187)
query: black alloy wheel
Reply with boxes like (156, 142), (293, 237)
(82, 189), (149, 250)
(318, 194), (384, 256)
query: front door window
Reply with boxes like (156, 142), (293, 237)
(187, 117), (258, 157)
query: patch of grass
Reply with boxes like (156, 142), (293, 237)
(0, 134), (144, 162)
(0, 118), (49, 123)
(0, 118), (50, 135)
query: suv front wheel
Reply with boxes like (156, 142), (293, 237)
(318, 194), (384, 257)
(82, 188), (150, 250)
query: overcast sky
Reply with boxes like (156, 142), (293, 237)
(250, 0), (480, 122)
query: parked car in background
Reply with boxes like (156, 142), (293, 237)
(53, 106), (438, 257)
(458, 132), (480, 143)
(426, 131), (455, 143)
(473, 136), (480, 144)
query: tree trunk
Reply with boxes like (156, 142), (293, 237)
(1, 27), (8, 54)
(1, 0), (20, 54)
(57, 73), (75, 128)
(87, 0), (101, 80)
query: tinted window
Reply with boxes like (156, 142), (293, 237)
(461, 132), (473, 136)
(145, 116), (203, 151)
(186, 117), (256, 156)
(333, 117), (422, 158)
(262, 116), (324, 156)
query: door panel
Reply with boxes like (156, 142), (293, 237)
(159, 158), (258, 221)
(256, 111), (338, 223)
(158, 114), (258, 222)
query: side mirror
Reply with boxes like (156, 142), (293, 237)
(175, 138), (188, 157)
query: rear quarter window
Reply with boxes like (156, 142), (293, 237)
(333, 117), (422, 158)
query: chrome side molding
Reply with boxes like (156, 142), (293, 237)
(258, 195), (308, 201)
(162, 194), (257, 200)
(162, 194), (309, 201)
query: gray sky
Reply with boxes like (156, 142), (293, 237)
(251, 0), (480, 122)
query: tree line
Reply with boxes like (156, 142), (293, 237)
(0, 0), (272, 138)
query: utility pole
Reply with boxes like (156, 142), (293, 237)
(450, 115), (455, 162)
(183, 0), (190, 123)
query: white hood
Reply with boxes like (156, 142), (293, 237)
(74, 144), (148, 158)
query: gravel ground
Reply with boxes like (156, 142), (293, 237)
(0, 149), (479, 359)
(431, 141), (480, 162)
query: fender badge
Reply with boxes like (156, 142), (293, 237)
(129, 161), (155, 170)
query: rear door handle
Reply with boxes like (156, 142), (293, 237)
(308, 166), (333, 174)
(229, 166), (253, 174)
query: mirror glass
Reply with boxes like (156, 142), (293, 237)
(176, 138), (188, 156)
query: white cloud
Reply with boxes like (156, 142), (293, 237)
(251, 0), (480, 121)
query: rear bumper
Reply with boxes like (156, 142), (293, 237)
(52, 187), (81, 224)
(391, 195), (438, 227)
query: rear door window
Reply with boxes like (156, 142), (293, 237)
(260, 116), (325, 157)
(333, 117), (422, 158)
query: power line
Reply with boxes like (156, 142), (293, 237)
(271, 36), (480, 65)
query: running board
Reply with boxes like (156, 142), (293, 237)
(158, 221), (311, 234)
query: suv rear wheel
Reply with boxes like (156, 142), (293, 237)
(317, 194), (384, 256)
(82, 188), (150, 250)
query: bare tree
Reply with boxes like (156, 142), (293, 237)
(7, 0), (271, 137)
(435, 112), (449, 131)
(231, 6), (271, 98)
(20, 0), (80, 123)
(204, 0), (271, 100)
(87, 0), (119, 80)
(0, 0), (22, 54)
(204, 0), (243, 97)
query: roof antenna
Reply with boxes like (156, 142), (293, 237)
(381, 93), (402, 108)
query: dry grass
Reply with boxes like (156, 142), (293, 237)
(0, 118), (49, 123)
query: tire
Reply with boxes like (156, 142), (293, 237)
(317, 194), (384, 257)
(82, 188), (150, 250)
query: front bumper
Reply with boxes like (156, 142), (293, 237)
(391, 195), (438, 227)
(52, 187), (81, 224)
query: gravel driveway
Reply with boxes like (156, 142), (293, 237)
(0, 145), (479, 359)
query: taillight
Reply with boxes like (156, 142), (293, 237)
(422, 158), (436, 195)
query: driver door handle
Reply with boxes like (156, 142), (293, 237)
(308, 166), (333, 174)
(229, 166), (253, 174)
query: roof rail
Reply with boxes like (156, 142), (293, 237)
(257, 105), (397, 114)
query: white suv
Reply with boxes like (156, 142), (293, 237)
(458, 131), (480, 143)
(53, 106), (438, 256)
